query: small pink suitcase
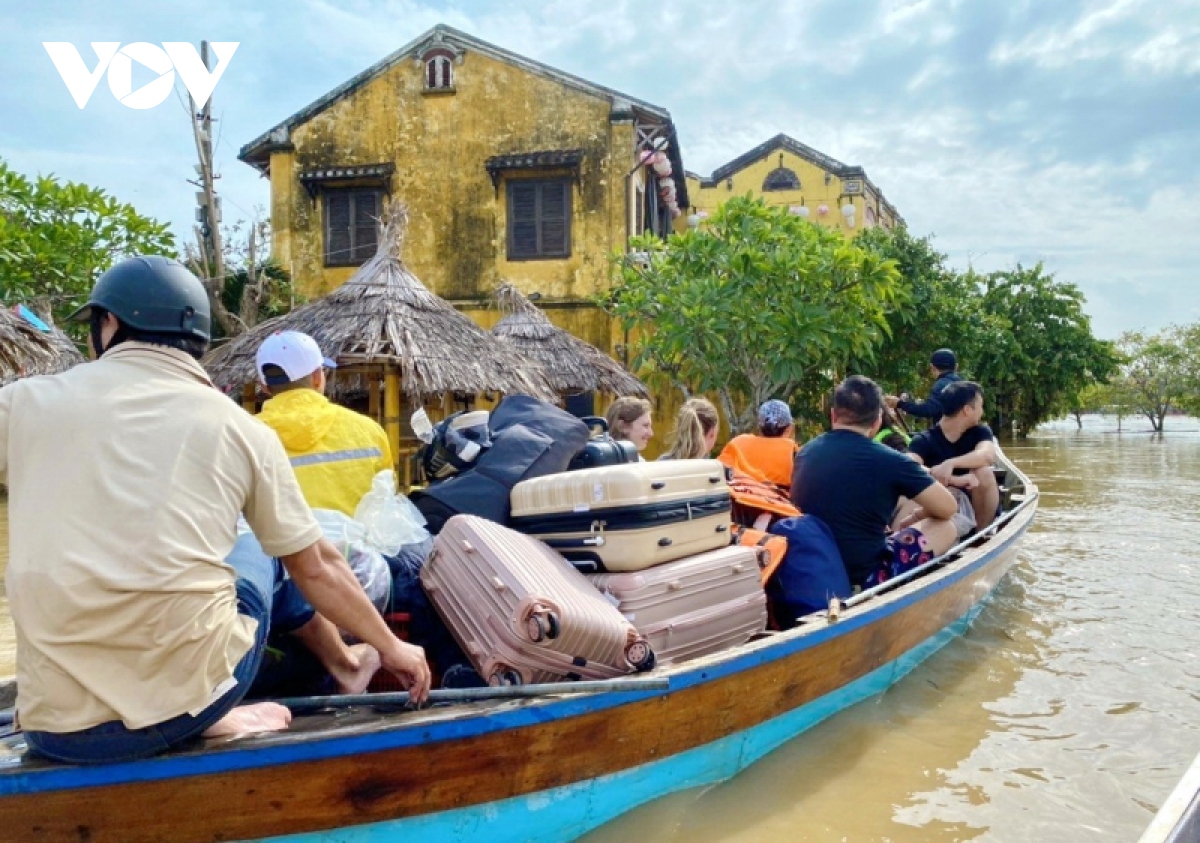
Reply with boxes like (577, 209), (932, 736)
(588, 545), (767, 665)
(420, 514), (655, 685)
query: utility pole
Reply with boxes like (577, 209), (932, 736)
(188, 40), (234, 334)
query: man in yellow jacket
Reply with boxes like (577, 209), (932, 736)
(256, 331), (393, 516)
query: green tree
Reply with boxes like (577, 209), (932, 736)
(1116, 326), (1200, 432)
(186, 217), (301, 341)
(853, 228), (1009, 398)
(972, 265), (1117, 436)
(606, 195), (903, 432)
(0, 159), (175, 327)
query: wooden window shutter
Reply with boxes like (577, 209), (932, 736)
(507, 179), (572, 260)
(352, 192), (379, 262)
(326, 193), (351, 264)
(539, 181), (568, 256)
(509, 182), (540, 259)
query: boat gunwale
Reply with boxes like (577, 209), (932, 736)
(0, 460), (1038, 798)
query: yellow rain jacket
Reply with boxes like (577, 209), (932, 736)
(257, 389), (393, 516)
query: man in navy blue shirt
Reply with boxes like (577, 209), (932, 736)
(792, 376), (959, 588)
(908, 381), (1000, 530)
(885, 348), (963, 424)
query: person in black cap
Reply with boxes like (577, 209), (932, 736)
(885, 348), (963, 424)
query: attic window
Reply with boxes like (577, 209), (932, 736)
(763, 166), (800, 192)
(424, 49), (455, 90)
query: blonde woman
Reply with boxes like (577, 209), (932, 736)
(659, 398), (720, 460)
(605, 396), (654, 456)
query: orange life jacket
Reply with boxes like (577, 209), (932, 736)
(718, 434), (798, 491)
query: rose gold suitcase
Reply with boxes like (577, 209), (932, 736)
(588, 545), (767, 665)
(509, 459), (733, 573)
(420, 514), (655, 685)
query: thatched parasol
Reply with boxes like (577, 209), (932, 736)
(202, 205), (554, 401)
(202, 204), (555, 483)
(0, 307), (85, 387)
(491, 283), (649, 398)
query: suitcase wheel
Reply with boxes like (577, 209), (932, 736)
(625, 640), (656, 672)
(525, 611), (562, 643)
(488, 667), (522, 687)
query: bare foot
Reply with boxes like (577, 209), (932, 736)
(330, 643), (381, 695)
(202, 702), (292, 738)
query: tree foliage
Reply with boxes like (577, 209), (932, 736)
(186, 217), (300, 341)
(856, 229), (1115, 437)
(1113, 326), (1200, 431)
(605, 196), (903, 432)
(854, 229), (1008, 397)
(0, 159), (175, 327)
(973, 265), (1118, 436)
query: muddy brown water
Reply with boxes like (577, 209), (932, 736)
(2, 417), (1199, 840)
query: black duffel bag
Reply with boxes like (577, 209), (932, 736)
(411, 395), (590, 533)
(567, 416), (639, 471)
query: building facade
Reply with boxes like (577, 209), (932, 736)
(684, 134), (902, 234)
(239, 25), (688, 362)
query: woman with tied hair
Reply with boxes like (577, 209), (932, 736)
(659, 397), (720, 460)
(605, 396), (654, 457)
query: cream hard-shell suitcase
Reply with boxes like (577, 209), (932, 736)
(509, 459), (732, 573)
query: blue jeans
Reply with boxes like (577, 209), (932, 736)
(25, 534), (315, 764)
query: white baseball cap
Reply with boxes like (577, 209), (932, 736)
(256, 331), (337, 386)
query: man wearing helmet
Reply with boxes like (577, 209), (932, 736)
(0, 256), (430, 764)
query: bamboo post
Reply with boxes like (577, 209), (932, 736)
(368, 373), (381, 423)
(383, 367), (403, 486)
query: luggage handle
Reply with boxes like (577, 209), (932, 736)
(580, 416), (609, 436)
(544, 535), (607, 549)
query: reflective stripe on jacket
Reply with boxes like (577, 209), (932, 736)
(257, 389), (393, 516)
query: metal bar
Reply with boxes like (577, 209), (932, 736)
(274, 677), (672, 711)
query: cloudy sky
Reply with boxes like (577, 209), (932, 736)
(3, 0), (1197, 338)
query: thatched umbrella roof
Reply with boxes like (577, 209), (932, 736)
(0, 307), (85, 387)
(491, 283), (648, 398)
(202, 205), (554, 401)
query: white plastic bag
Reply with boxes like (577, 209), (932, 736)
(312, 508), (392, 612)
(354, 470), (430, 556)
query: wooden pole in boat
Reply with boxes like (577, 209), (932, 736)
(274, 677), (671, 711)
(383, 367), (402, 484)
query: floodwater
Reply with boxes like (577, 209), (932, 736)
(1, 417), (1198, 841)
(582, 416), (1200, 843)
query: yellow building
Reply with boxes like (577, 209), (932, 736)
(239, 24), (687, 390)
(684, 134), (903, 233)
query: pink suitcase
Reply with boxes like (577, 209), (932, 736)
(420, 514), (655, 685)
(588, 545), (768, 665)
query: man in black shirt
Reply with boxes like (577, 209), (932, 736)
(792, 376), (959, 587)
(908, 381), (1000, 530)
(885, 348), (963, 424)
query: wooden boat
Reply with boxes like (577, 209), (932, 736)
(1138, 748), (1200, 843)
(0, 456), (1038, 843)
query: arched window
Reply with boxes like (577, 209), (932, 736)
(762, 166), (800, 191)
(424, 50), (455, 90)
(762, 153), (800, 192)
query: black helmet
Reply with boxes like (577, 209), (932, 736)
(69, 256), (211, 342)
(930, 348), (957, 370)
